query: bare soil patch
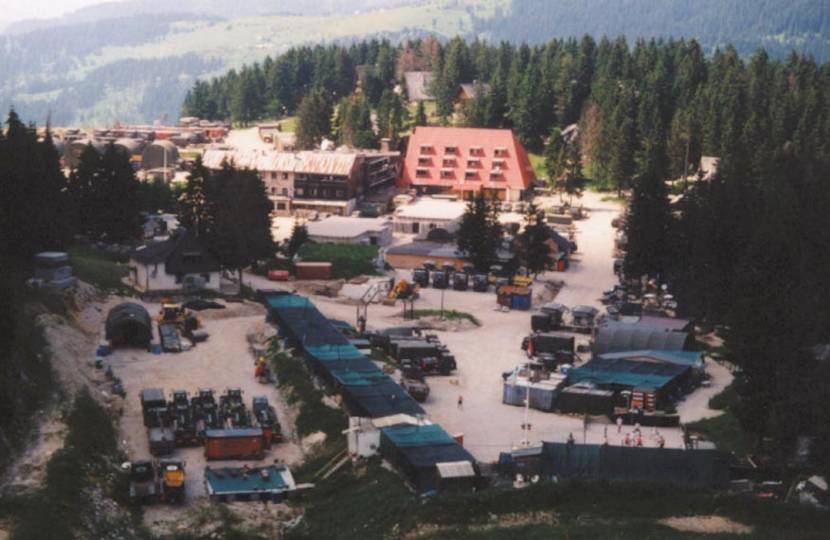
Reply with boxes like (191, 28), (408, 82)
(659, 515), (753, 535)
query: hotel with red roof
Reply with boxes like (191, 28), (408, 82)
(399, 126), (535, 202)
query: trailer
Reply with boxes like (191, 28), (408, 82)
(204, 428), (265, 460)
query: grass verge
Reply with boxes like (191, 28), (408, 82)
(68, 245), (131, 293)
(287, 463), (830, 540)
(410, 309), (481, 326)
(267, 342), (348, 482)
(298, 243), (380, 280)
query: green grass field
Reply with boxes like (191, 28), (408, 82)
(298, 242), (379, 279)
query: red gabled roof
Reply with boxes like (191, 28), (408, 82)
(400, 126), (535, 192)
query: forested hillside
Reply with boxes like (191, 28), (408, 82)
(2, 0), (827, 125)
(476, 0), (830, 60)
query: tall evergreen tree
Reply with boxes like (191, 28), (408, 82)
(177, 156), (215, 238)
(414, 100), (428, 127)
(623, 133), (672, 279)
(296, 90), (331, 150)
(211, 164), (275, 291)
(456, 193), (502, 271)
(516, 200), (552, 276)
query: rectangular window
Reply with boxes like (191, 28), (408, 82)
(442, 158), (455, 168)
(494, 148), (508, 157)
(420, 144), (432, 153)
(440, 169), (454, 179)
(490, 170), (503, 180)
(418, 157), (430, 166)
(444, 146), (457, 154)
(465, 171), (478, 180)
(282, 172), (289, 179)
(467, 159), (480, 168)
(416, 168), (429, 178)
(469, 146), (484, 156)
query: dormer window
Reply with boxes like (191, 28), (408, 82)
(444, 146), (458, 154)
(494, 147), (508, 157)
(420, 144), (433, 154)
(418, 157), (431, 166)
(492, 158), (506, 168)
(440, 169), (454, 179)
(469, 146), (484, 156)
(442, 158), (456, 168)
(490, 170), (503, 180)
(465, 170), (479, 180)
(416, 168), (429, 178)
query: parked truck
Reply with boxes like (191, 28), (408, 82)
(127, 460), (158, 504)
(400, 367), (430, 402)
(220, 388), (250, 428)
(252, 396), (282, 448)
(157, 460), (186, 504)
(169, 390), (199, 446)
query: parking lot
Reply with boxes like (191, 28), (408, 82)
(103, 301), (303, 500)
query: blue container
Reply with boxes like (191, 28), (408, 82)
(96, 343), (111, 357)
(511, 293), (532, 311)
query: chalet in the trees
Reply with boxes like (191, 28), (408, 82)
(202, 149), (400, 216)
(128, 229), (221, 292)
(400, 126), (535, 202)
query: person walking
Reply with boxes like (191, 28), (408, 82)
(457, 394), (463, 408)
(616, 415), (623, 434)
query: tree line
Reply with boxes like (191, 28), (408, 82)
(619, 49), (830, 473)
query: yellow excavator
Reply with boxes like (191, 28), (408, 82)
(388, 279), (419, 301)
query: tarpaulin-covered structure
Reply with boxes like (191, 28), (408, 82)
(540, 442), (730, 488)
(566, 356), (693, 409)
(263, 292), (424, 419)
(105, 302), (152, 348)
(381, 424), (477, 493)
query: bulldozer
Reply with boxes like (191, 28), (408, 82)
(157, 299), (201, 336)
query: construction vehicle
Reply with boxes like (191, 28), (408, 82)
(169, 391), (200, 446)
(412, 267), (430, 287)
(141, 388), (169, 427)
(388, 279), (419, 300)
(452, 272), (469, 291)
(431, 270), (448, 289)
(158, 323), (183, 353)
(158, 301), (188, 325)
(220, 388), (250, 428)
(158, 460), (186, 504)
(400, 366), (430, 402)
(192, 388), (222, 433)
(252, 396), (282, 447)
(125, 460), (186, 505)
(512, 275), (534, 288)
(127, 460), (158, 504)
(472, 273), (489, 292)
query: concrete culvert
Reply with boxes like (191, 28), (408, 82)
(106, 302), (153, 348)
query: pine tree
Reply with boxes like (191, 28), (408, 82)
(517, 200), (552, 277)
(211, 165), (275, 291)
(285, 221), (309, 259)
(97, 143), (143, 242)
(608, 86), (638, 197)
(414, 101), (428, 127)
(296, 90), (331, 150)
(456, 193), (501, 271)
(178, 156), (216, 238)
(623, 133), (672, 280)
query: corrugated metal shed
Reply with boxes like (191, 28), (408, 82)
(592, 322), (694, 355)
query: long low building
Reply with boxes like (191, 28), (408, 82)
(393, 197), (467, 239)
(203, 148), (400, 217)
(384, 241), (465, 270)
(306, 216), (393, 247)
